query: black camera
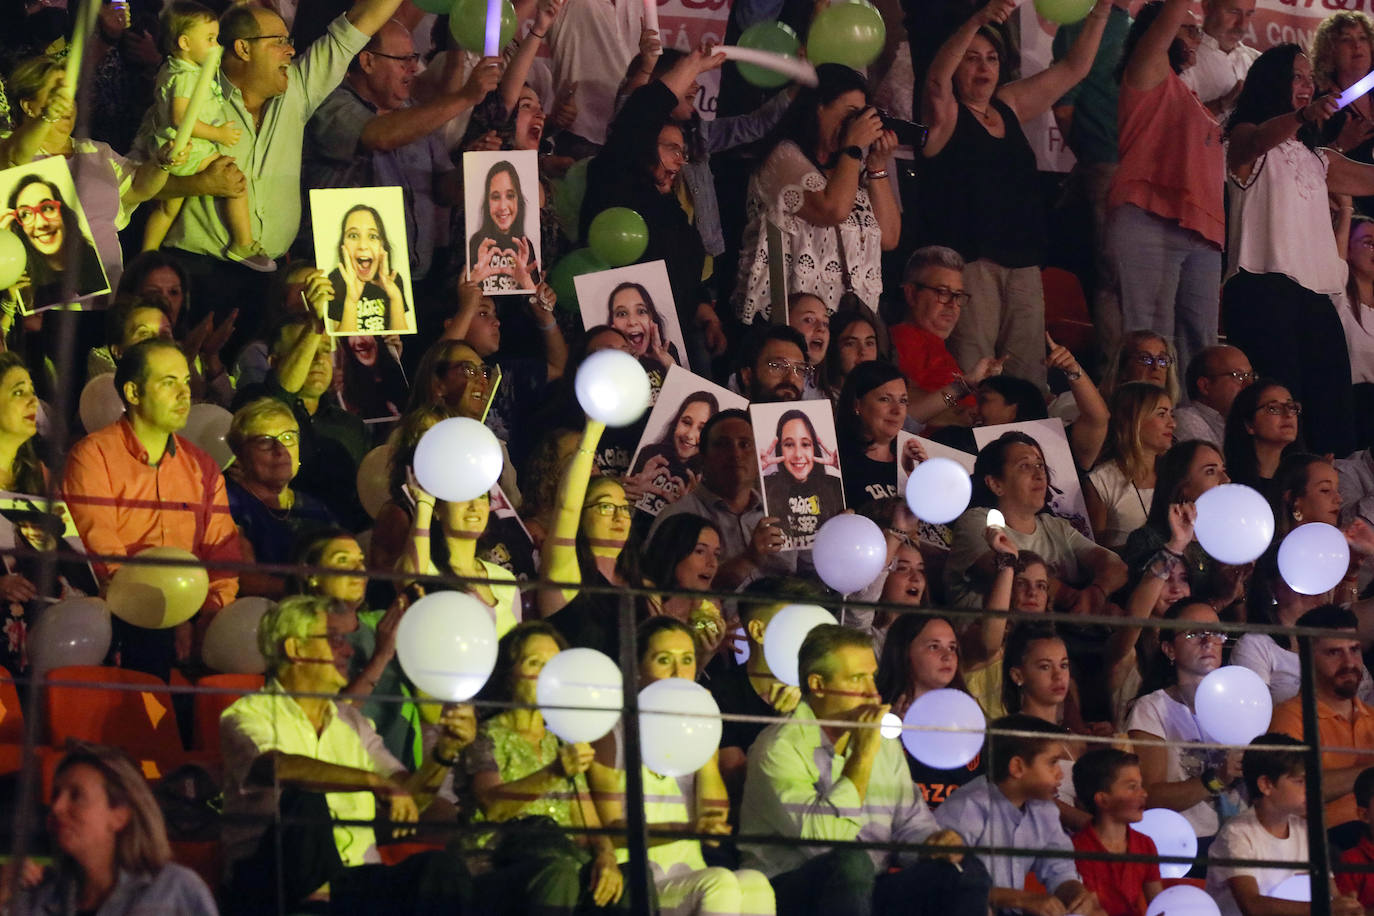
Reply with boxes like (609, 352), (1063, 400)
(878, 109), (929, 150)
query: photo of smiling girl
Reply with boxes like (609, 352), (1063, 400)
(463, 151), (542, 295)
(309, 187), (417, 336)
(0, 159), (110, 313)
(750, 401), (846, 551)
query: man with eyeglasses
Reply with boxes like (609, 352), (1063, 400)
(304, 19), (504, 284)
(221, 595), (477, 913)
(737, 326), (812, 404)
(63, 339), (243, 678)
(1175, 344), (1255, 449)
(1270, 605), (1374, 841)
(149, 0), (417, 336)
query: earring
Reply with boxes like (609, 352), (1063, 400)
(1292, 508), (1303, 523)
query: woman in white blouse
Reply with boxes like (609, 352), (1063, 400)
(1085, 382), (1175, 550)
(1338, 215), (1374, 448)
(733, 64), (899, 323)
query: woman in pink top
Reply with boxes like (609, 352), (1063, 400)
(1106, 0), (1222, 384)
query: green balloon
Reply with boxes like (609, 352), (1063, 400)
(1033, 0), (1093, 24)
(449, 0), (518, 54)
(587, 208), (649, 267)
(736, 21), (800, 89)
(806, 1), (885, 70)
(548, 249), (609, 312)
(553, 158), (591, 244)
(412, 0), (450, 14)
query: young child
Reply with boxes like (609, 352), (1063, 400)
(1070, 748), (1163, 916)
(1208, 733), (1362, 916)
(142, 0), (268, 269)
(935, 714), (1108, 916)
(1336, 768), (1374, 906)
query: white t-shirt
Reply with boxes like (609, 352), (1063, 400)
(1231, 632), (1374, 706)
(1087, 462), (1152, 550)
(547, 0), (641, 145)
(1206, 809), (1308, 916)
(1181, 33), (1259, 109)
(1335, 292), (1374, 385)
(1125, 689), (1231, 837)
(945, 506), (1103, 608)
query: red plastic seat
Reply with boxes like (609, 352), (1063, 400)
(44, 665), (192, 779)
(0, 665), (23, 745)
(1043, 266), (1096, 359)
(192, 673), (264, 754)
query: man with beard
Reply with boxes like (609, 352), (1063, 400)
(737, 326), (810, 403)
(650, 409), (797, 589)
(1270, 605), (1374, 835)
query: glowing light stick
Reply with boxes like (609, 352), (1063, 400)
(644, 0), (659, 35)
(170, 46), (223, 159)
(717, 45), (818, 87)
(63, 0), (102, 95)
(1337, 68), (1374, 109)
(484, 0), (502, 56)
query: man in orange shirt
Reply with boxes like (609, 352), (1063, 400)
(1270, 605), (1374, 835)
(63, 339), (241, 678)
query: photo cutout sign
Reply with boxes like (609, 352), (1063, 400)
(309, 186), (418, 336)
(973, 417), (1094, 540)
(576, 260), (690, 397)
(463, 149), (542, 295)
(0, 156), (111, 314)
(751, 400), (845, 551)
(627, 366), (747, 517)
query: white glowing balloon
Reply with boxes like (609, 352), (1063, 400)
(1194, 665), (1273, 747)
(536, 648), (623, 743)
(78, 374), (124, 434)
(1194, 483), (1274, 565)
(905, 457), (972, 524)
(395, 591), (499, 701)
(1277, 522), (1350, 596)
(1135, 808), (1198, 879)
(730, 625), (750, 665)
(184, 403), (234, 469)
(575, 349), (652, 427)
(638, 678), (722, 776)
(901, 688), (985, 769)
(1270, 875), (1311, 902)
(1145, 883), (1219, 916)
(880, 712), (902, 740)
(413, 417), (504, 503)
(762, 604), (836, 687)
(202, 596), (272, 673)
(812, 514), (887, 595)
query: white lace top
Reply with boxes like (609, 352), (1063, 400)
(733, 141), (884, 323)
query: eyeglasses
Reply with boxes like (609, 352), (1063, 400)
(14, 199), (60, 225)
(367, 50), (421, 65)
(1209, 370), (1257, 385)
(1133, 353), (1173, 369)
(1257, 400), (1302, 417)
(764, 358), (814, 380)
(242, 33), (294, 48)
(245, 430), (300, 451)
(1179, 630), (1225, 644)
(584, 502), (633, 518)
(914, 283), (971, 307)
(442, 361), (493, 380)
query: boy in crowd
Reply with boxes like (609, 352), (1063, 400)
(1208, 734), (1362, 916)
(1336, 768), (1374, 907)
(1070, 748), (1163, 916)
(936, 714), (1106, 916)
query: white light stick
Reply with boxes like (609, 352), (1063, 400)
(1337, 68), (1374, 109)
(717, 45), (818, 87)
(484, 0), (502, 57)
(986, 508), (1005, 529)
(62, 0), (102, 96)
(170, 46), (223, 160)
(644, 0), (659, 36)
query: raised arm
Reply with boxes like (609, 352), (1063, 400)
(361, 57), (502, 152)
(1227, 95), (1335, 177)
(273, 275), (330, 394)
(1000, 0), (1111, 123)
(921, 0), (1018, 157)
(499, 0), (565, 112)
(346, 0), (409, 39)
(1325, 149), (1374, 198)
(536, 419), (606, 617)
(1122, 0), (1195, 92)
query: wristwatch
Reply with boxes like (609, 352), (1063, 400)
(1200, 767), (1225, 795)
(842, 145), (863, 161)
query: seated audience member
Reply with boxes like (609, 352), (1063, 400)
(1266, 453), (1374, 605)
(836, 361), (923, 509)
(1223, 379), (1303, 492)
(740, 624), (992, 916)
(824, 306), (888, 401)
(961, 534), (1051, 719)
(1270, 605), (1374, 841)
(1070, 748), (1162, 916)
(63, 339), (242, 677)
(934, 714), (1106, 916)
(876, 613), (981, 808)
(788, 293), (832, 394)
(118, 250), (193, 338)
(1207, 734), (1361, 916)
(652, 409), (797, 589)
(1120, 440), (1230, 596)
(1336, 768), (1374, 907)
(462, 622), (628, 912)
(945, 431), (1127, 610)
(9, 743), (218, 916)
(226, 397), (338, 598)
(1341, 216), (1374, 449)
(1085, 382), (1175, 550)
(1099, 330), (1182, 407)
(737, 326), (812, 406)
(1127, 600), (1241, 853)
(1174, 345), (1256, 449)
(589, 617), (776, 915)
(220, 596), (475, 914)
(635, 514), (727, 656)
(86, 296), (172, 382)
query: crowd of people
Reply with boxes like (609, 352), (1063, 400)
(3, 0), (1374, 911)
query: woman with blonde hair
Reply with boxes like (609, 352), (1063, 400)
(1099, 330), (1181, 406)
(1086, 382), (1175, 549)
(9, 742), (218, 914)
(1312, 10), (1374, 195)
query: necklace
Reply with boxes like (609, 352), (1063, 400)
(965, 103), (994, 122)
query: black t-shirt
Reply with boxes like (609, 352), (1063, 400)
(841, 448), (899, 511)
(905, 745), (984, 809)
(705, 656), (779, 755)
(763, 469), (845, 551)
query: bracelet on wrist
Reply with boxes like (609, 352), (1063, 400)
(994, 551), (1017, 571)
(529, 28), (546, 38)
(867, 168), (889, 180)
(1064, 367), (1082, 382)
(537, 319), (557, 331)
